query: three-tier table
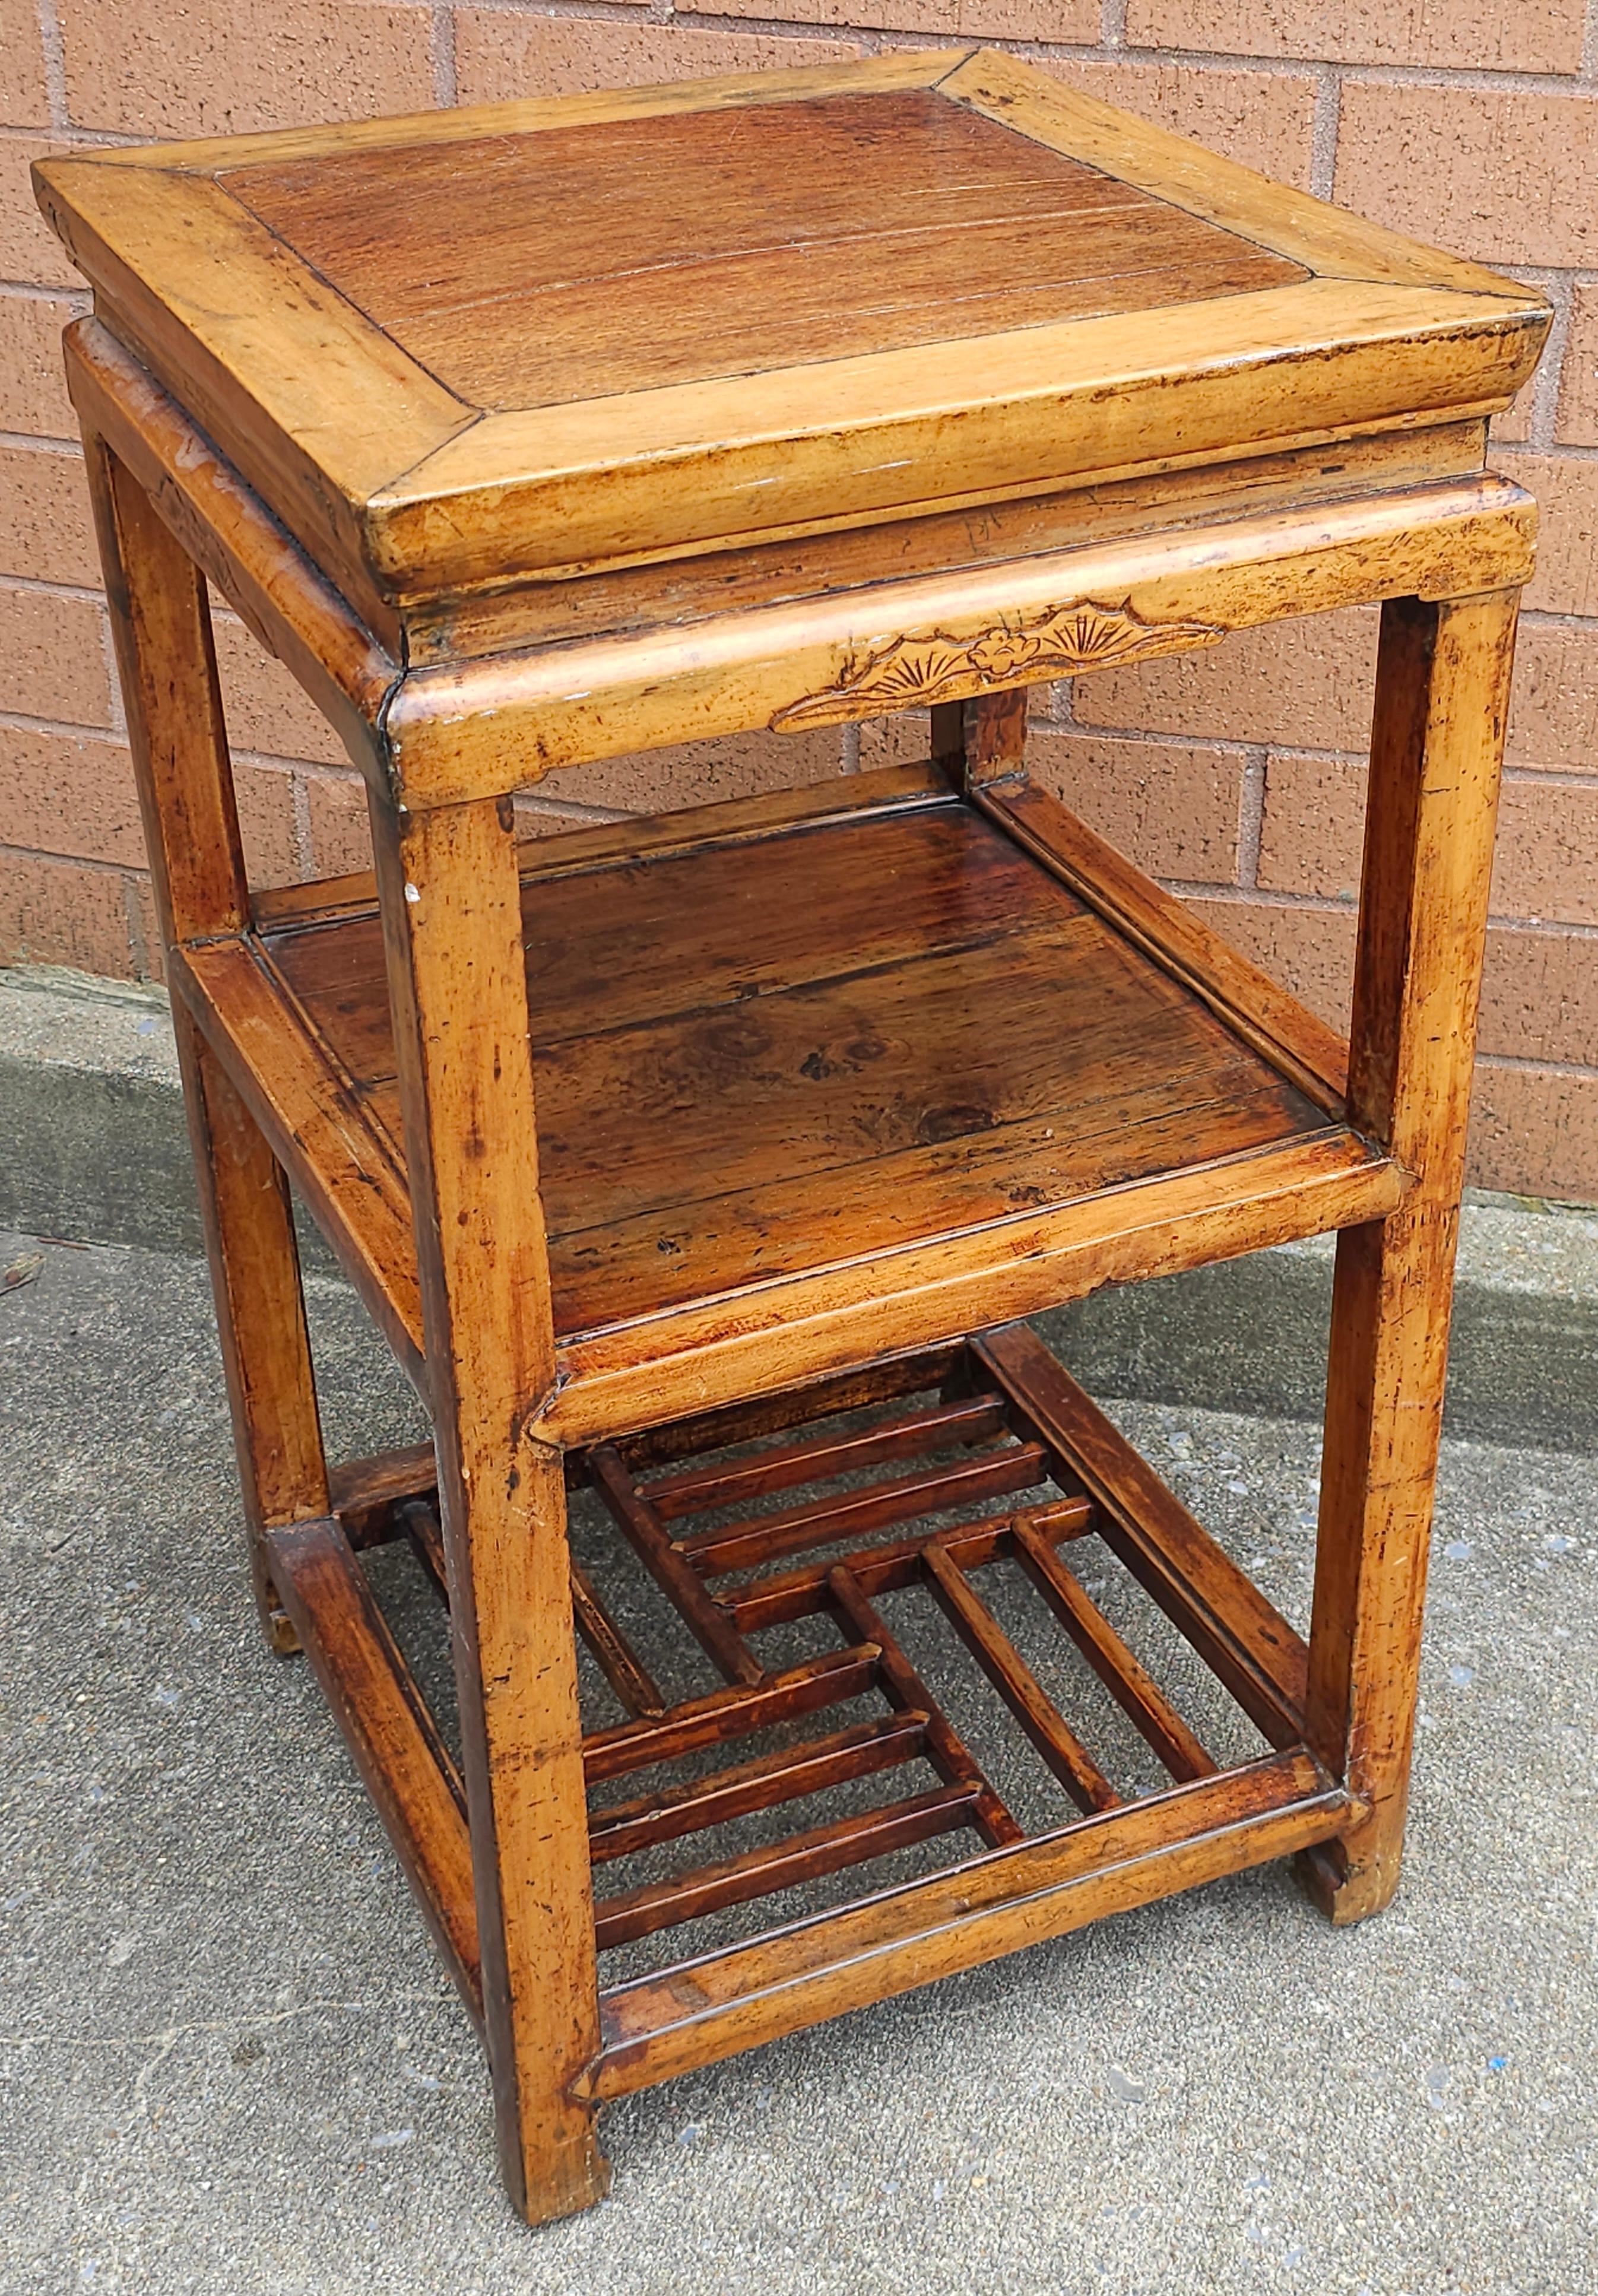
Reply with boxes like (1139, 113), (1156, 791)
(36, 50), (1549, 2224)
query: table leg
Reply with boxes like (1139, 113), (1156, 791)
(369, 788), (607, 2222)
(85, 438), (328, 1650)
(931, 687), (1029, 791)
(1302, 588), (1520, 1923)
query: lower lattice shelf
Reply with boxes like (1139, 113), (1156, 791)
(265, 1321), (1356, 2095)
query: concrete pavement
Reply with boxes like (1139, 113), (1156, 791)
(0, 1228), (1593, 2295)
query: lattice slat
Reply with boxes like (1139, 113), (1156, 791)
(593, 1783), (984, 1950)
(572, 1559), (667, 1720)
(645, 1393), (1009, 1517)
(591, 1444), (762, 1685)
(308, 1329), (1325, 2030)
(1012, 1519), (1213, 1783)
(616, 1346), (966, 1473)
(587, 1713), (929, 1864)
(923, 1538), (1119, 1815)
(582, 1647), (882, 1785)
(826, 1564), (1023, 1848)
(723, 1494), (1093, 1630)
(974, 1325), (1308, 1746)
(398, 1493), (667, 1721)
(682, 1442), (1049, 1578)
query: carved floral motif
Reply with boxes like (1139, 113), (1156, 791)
(772, 598), (1225, 729)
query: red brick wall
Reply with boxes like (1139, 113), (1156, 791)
(3, 3), (1595, 1197)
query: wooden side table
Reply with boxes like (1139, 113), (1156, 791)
(37, 51), (1549, 2224)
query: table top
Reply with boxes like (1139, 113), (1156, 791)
(37, 47), (1548, 626)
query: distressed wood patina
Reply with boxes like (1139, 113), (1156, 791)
(37, 49), (1546, 2225)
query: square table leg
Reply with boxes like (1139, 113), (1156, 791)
(1303, 588), (1520, 1923)
(366, 786), (609, 2222)
(931, 688), (1030, 792)
(85, 438), (329, 1650)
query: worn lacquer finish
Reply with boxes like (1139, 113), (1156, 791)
(379, 475), (1534, 804)
(36, 50), (1546, 642)
(47, 47), (1546, 2228)
(366, 789), (608, 2216)
(1301, 591), (1520, 1921)
(87, 442), (329, 1649)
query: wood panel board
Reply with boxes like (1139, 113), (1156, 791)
(541, 1068), (1339, 1342)
(352, 918), (1273, 1226)
(265, 799), (1087, 1075)
(255, 796), (1337, 1343)
(226, 94), (1302, 410)
(35, 52), (1549, 616)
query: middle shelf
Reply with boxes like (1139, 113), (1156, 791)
(175, 762), (1401, 1439)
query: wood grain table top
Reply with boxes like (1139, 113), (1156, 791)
(36, 48), (1548, 626)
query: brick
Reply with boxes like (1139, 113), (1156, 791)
(1029, 729), (1242, 883)
(857, 711), (932, 771)
(1553, 283), (1598, 446)
(229, 759), (303, 887)
(1335, 83), (1598, 270)
(128, 870), (163, 979)
(1042, 58), (1316, 191)
(0, 721), (299, 883)
(212, 617), (348, 767)
(1489, 391), (1533, 448)
(318, 733), (849, 861)
(1492, 778), (1598, 927)
(1467, 1060), (1598, 1201)
(1187, 895), (1598, 1069)
(1260, 750), (1598, 926)
(1257, 752), (1364, 900)
(59, 0), (433, 139)
(686, 0), (1095, 42)
(855, 699), (1074, 772)
(512, 795), (644, 848)
(1496, 454), (1598, 616)
(0, 136), (89, 287)
(0, 724), (143, 864)
(306, 771), (372, 877)
(1073, 610), (1377, 753)
(1479, 924), (1598, 1069)
(0, 581), (111, 724)
(541, 728), (848, 817)
(315, 734), (855, 867)
(1185, 895), (1355, 1033)
(1124, 605), (1598, 781)
(0, 291), (80, 436)
(1505, 620), (1598, 775)
(454, 14), (863, 106)
(0, 847), (135, 976)
(0, 0), (49, 129)
(0, 443), (97, 586)
(1126, 0), (1583, 73)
